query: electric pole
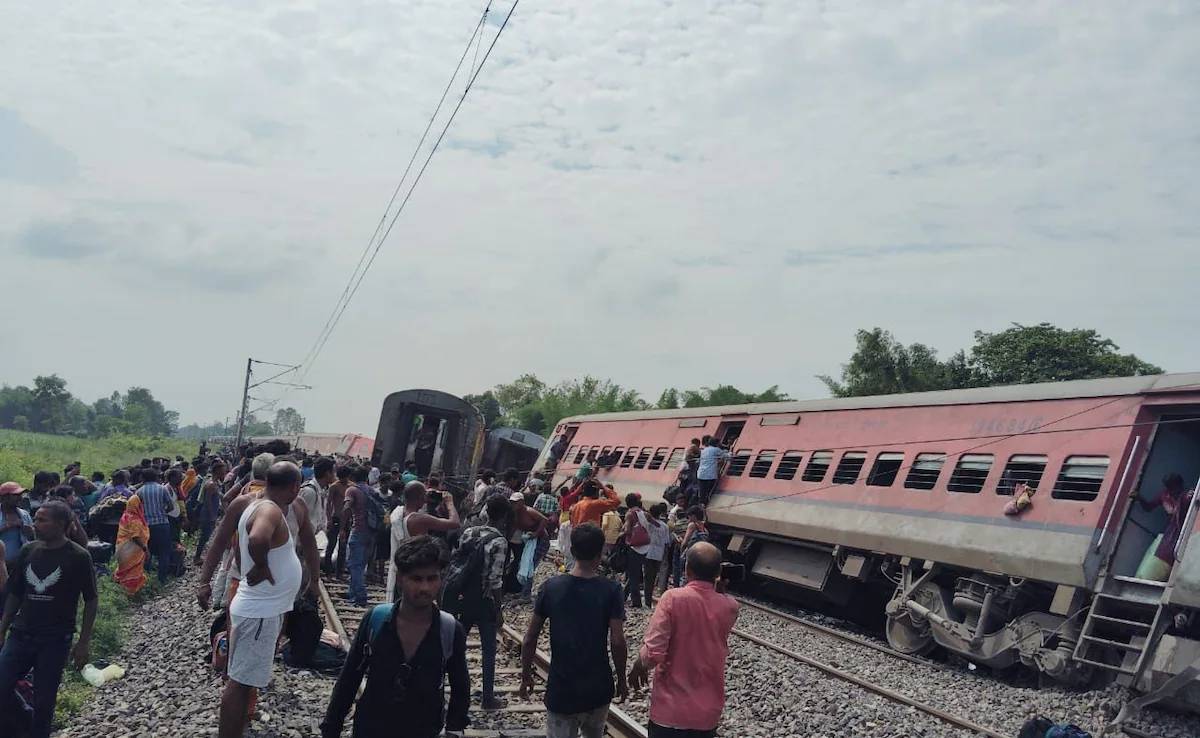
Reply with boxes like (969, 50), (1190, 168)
(234, 358), (312, 450)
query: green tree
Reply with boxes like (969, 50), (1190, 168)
(32, 375), (72, 433)
(0, 385), (35, 428)
(463, 391), (504, 429)
(11, 415), (29, 431)
(493, 374), (547, 417)
(242, 413), (275, 437)
(969, 323), (1162, 386)
(821, 324), (1162, 398)
(680, 384), (792, 408)
(273, 407), (306, 435)
(819, 329), (966, 398)
(656, 388), (681, 409)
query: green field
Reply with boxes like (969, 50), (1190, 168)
(0, 429), (199, 486)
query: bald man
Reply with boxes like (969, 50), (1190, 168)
(628, 542), (739, 738)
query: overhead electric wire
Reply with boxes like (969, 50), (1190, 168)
(297, 0), (514, 384)
(297, 0), (495, 378)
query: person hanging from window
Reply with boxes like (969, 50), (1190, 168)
(1135, 473), (1195, 582)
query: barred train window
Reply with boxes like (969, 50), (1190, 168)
(803, 451), (833, 482)
(1052, 456), (1109, 502)
(620, 447), (637, 468)
(832, 452), (867, 484)
(634, 447), (652, 469)
(727, 450), (752, 477)
(904, 453), (945, 490)
(569, 446), (582, 463)
(948, 454), (994, 494)
(997, 454), (1047, 496)
(648, 447), (669, 471)
(774, 451), (803, 480)
(749, 450), (777, 478)
(866, 452), (904, 487)
(665, 448), (686, 470)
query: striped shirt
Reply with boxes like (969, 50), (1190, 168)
(534, 492), (560, 519)
(138, 482), (176, 526)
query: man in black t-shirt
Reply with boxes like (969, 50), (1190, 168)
(520, 523), (627, 738)
(0, 499), (98, 738)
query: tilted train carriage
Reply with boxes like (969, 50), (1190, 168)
(536, 372), (1200, 710)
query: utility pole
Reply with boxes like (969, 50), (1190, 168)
(234, 358), (312, 450)
(234, 358), (253, 449)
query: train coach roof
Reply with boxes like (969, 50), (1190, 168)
(562, 372), (1200, 424)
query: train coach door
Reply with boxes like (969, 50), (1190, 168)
(714, 419), (746, 448)
(1108, 412), (1200, 581)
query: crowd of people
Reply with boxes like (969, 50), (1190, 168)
(0, 434), (742, 738)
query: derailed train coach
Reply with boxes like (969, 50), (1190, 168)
(372, 389), (485, 496)
(536, 372), (1200, 711)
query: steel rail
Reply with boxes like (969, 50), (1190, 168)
(733, 595), (941, 668)
(498, 623), (646, 738)
(730, 625), (1012, 738)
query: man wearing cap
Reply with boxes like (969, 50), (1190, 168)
(0, 483), (34, 571)
(504, 490), (547, 597)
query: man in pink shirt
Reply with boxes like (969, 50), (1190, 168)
(627, 542), (738, 737)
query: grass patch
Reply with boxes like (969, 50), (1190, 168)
(53, 576), (167, 728)
(0, 429), (197, 487)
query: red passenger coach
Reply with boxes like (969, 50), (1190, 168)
(538, 373), (1200, 710)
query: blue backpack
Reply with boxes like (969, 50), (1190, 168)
(363, 603), (458, 667)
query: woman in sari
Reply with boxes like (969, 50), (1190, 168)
(114, 494), (150, 595)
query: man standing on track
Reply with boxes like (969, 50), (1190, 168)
(628, 542), (738, 738)
(321, 535), (470, 738)
(323, 464), (351, 576)
(192, 460), (227, 565)
(385, 481), (461, 600)
(520, 523), (627, 738)
(217, 461), (304, 738)
(341, 465), (373, 607)
(444, 496), (511, 711)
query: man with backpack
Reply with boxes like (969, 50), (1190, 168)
(321, 535), (469, 738)
(341, 465), (385, 607)
(442, 495), (511, 711)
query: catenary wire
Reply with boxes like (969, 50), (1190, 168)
(296, 0), (495, 378)
(298, 0), (518, 384)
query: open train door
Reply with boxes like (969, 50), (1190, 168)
(372, 390), (484, 497)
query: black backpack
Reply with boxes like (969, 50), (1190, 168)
(441, 529), (501, 618)
(362, 487), (388, 533)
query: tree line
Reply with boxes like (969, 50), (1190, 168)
(0, 375), (179, 437)
(0, 374), (308, 441)
(466, 323), (1162, 436)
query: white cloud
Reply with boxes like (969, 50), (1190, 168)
(1, 1), (1197, 434)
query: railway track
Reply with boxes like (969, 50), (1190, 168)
(317, 574), (645, 738)
(730, 595), (1164, 738)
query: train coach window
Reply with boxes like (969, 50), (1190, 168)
(866, 452), (904, 487)
(750, 449), (777, 478)
(774, 451), (804, 480)
(727, 450), (752, 477)
(573, 446), (586, 464)
(997, 455), (1047, 495)
(802, 451), (833, 482)
(620, 447), (637, 468)
(649, 447), (669, 470)
(947, 454), (994, 493)
(634, 447), (652, 469)
(832, 452), (867, 484)
(904, 453), (946, 490)
(665, 448), (685, 469)
(1052, 456), (1110, 501)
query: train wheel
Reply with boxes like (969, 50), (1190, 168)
(885, 613), (936, 656)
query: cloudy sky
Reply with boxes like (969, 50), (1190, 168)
(2, 1), (1197, 435)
